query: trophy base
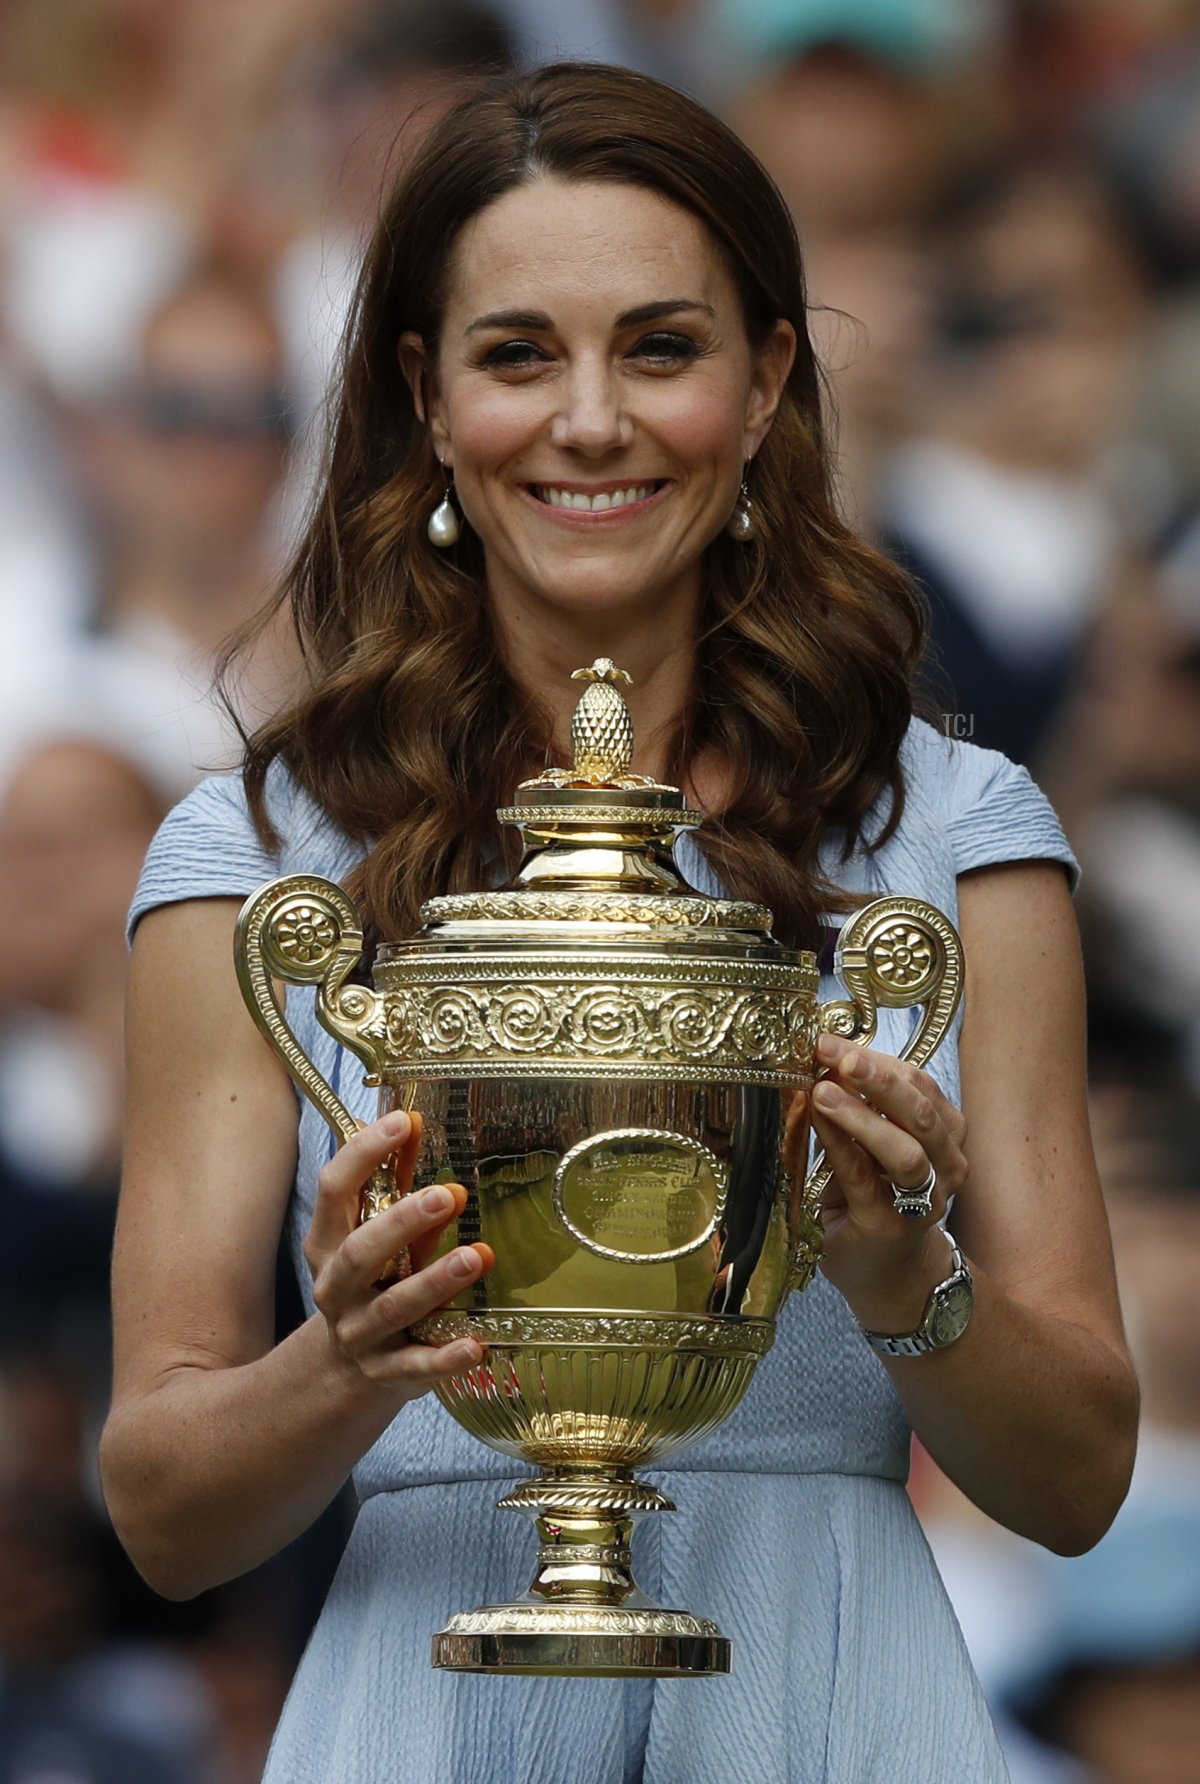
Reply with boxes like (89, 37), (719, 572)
(431, 1470), (731, 1677)
(433, 1603), (730, 1677)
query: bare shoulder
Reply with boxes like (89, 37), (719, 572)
(953, 860), (1125, 1349)
(114, 899), (300, 1401)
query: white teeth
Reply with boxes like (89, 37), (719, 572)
(536, 484), (655, 511)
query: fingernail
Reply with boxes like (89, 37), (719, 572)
(454, 1339), (482, 1365)
(448, 1247), (480, 1279)
(814, 1081), (842, 1109)
(844, 1051), (869, 1080)
(421, 1185), (454, 1214)
(384, 1110), (411, 1134)
(817, 1034), (842, 1061)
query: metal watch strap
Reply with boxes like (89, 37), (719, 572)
(861, 1231), (973, 1358)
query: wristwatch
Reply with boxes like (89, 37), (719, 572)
(861, 1231), (974, 1358)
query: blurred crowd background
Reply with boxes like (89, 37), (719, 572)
(1, 1), (1199, 1779)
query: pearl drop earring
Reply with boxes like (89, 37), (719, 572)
(726, 470), (754, 542)
(427, 466), (461, 547)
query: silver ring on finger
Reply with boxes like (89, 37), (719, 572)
(891, 1160), (936, 1221)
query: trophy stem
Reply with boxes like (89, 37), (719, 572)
(431, 1467), (731, 1678)
(509, 1468), (668, 1611)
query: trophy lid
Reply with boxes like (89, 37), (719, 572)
(418, 660), (772, 938)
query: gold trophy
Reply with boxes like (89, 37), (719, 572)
(234, 660), (962, 1679)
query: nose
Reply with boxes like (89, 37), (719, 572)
(549, 357), (633, 456)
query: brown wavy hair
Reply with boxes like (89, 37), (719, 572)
(230, 61), (927, 952)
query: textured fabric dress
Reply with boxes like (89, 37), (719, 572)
(129, 718), (1078, 1784)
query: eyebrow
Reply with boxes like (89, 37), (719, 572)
(464, 298), (717, 335)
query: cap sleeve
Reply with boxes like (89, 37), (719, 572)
(940, 739), (1080, 892)
(128, 771), (282, 940)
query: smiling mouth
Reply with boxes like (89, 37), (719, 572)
(528, 481), (666, 513)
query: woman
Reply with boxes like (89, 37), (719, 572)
(100, 63), (1138, 1783)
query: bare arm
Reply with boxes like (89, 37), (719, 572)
(807, 860), (1138, 1555)
(100, 898), (490, 1600)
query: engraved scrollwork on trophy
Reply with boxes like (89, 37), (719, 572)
(424, 987), (486, 1055)
(787, 1207), (827, 1297)
(729, 995), (787, 1065)
(499, 1477), (675, 1516)
(566, 988), (647, 1055)
(441, 1606), (722, 1637)
(788, 998), (821, 1061)
(384, 993), (419, 1056)
(654, 989), (729, 1057)
(817, 999), (871, 1044)
(413, 1309), (776, 1358)
(369, 966), (817, 1083)
(487, 985), (560, 1053)
(496, 802), (703, 830)
(537, 1544), (634, 1567)
(791, 896), (964, 1291)
(421, 891), (771, 930)
(328, 983), (389, 1085)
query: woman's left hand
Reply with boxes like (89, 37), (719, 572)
(792, 1030), (970, 1334)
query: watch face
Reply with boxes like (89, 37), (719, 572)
(930, 1281), (973, 1347)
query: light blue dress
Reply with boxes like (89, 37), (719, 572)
(130, 719), (1078, 1784)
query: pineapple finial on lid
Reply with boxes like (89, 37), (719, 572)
(569, 659), (635, 783)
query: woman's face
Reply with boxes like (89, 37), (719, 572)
(403, 177), (794, 638)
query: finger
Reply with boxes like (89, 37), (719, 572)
(316, 1182), (470, 1314)
(811, 1080), (936, 1198)
(810, 1103), (881, 1218)
(914, 1069), (968, 1150)
(388, 1107), (424, 1196)
(334, 1241), (496, 1354)
(819, 1033), (954, 1126)
(408, 1188), (470, 1273)
(361, 1334), (486, 1389)
(828, 1046), (935, 1139)
(819, 1052), (960, 1184)
(307, 1110), (415, 1260)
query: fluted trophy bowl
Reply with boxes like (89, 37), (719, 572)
(234, 661), (962, 1677)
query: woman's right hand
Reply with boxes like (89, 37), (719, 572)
(304, 1109), (493, 1399)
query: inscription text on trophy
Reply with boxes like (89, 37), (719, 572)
(553, 1129), (726, 1264)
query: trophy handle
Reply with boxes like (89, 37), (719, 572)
(789, 896), (964, 1293)
(234, 873), (399, 1225)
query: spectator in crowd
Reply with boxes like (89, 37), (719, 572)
(881, 158), (1154, 767)
(0, 0), (330, 403)
(1042, 552), (1200, 1084)
(67, 264), (298, 795)
(914, 1077), (1200, 1782)
(998, 1085), (1200, 1784)
(273, 0), (516, 438)
(0, 737), (164, 1357)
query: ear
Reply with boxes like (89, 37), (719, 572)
(398, 331), (452, 466)
(742, 319), (797, 460)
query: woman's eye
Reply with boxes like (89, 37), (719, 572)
(631, 332), (699, 364)
(481, 340), (546, 369)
